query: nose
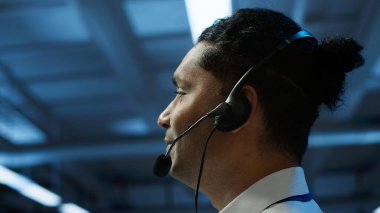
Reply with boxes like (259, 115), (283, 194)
(157, 105), (171, 129)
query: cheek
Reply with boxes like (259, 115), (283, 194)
(170, 90), (223, 136)
(170, 104), (196, 135)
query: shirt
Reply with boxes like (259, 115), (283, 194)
(219, 167), (322, 213)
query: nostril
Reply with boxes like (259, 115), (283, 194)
(161, 123), (170, 129)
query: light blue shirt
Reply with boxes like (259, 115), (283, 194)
(219, 167), (322, 213)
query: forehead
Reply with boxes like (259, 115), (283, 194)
(172, 43), (214, 85)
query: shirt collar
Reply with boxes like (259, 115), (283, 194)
(219, 167), (310, 213)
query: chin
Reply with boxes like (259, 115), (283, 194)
(170, 162), (198, 189)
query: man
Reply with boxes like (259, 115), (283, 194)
(157, 8), (364, 212)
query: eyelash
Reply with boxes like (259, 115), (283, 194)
(174, 90), (186, 97)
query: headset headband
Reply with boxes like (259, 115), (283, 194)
(226, 30), (316, 104)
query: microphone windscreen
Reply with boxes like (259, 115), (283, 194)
(153, 154), (172, 177)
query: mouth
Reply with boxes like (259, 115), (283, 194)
(164, 137), (173, 145)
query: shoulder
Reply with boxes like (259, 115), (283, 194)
(262, 200), (323, 213)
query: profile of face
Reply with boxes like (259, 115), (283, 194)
(157, 42), (224, 187)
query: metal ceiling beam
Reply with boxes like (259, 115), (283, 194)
(353, 0), (379, 42)
(0, 139), (165, 168)
(0, 62), (62, 143)
(1, 130), (380, 168)
(73, 0), (145, 99)
(61, 165), (112, 205)
(358, 150), (380, 193)
(0, 0), (66, 13)
(0, 41), (91, 56)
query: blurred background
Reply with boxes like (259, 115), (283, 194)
(0, 0), (379, 212)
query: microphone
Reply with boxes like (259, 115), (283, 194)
(153, 154), (172, 177)
(153, 103), (229, 177)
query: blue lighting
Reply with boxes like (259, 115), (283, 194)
(184, 0), (232, 43)
(0, 100), (46, 145)
(110, 118), (149, 136)
(309, 131), (380, 147)
(0, 166), (89, 211)
(0, 165), (61, 207)
(373, 206), (380, 213)
(59, 203), (89, 213)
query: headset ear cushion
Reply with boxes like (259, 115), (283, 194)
(214, 95), (251, 132)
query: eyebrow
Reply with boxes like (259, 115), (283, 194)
(172, 74), (190, 89)
(172, 76), (178, 88)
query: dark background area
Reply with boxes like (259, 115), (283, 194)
(0, 0), (379, 212)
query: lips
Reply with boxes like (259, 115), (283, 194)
(164, 137), (173, 145)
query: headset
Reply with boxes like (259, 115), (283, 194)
(153, 30), (317, 177)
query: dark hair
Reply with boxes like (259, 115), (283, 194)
(197, 8), (364, 162)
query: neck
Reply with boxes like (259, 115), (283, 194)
(201, 139), (299, 211)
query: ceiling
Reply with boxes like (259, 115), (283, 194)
(0, 0), (379, 212)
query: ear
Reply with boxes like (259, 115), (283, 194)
(241, 85), (258, 110)
(231, 85), (258, 133)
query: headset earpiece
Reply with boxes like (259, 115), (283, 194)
(214, 93), (251, 132)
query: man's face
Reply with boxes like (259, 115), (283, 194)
(157, 42), (224, 187)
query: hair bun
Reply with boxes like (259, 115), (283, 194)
(318, 37), (364, 73)
(314, 37), (364, 109)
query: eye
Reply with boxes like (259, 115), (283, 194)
(174, 90), (186, 97)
